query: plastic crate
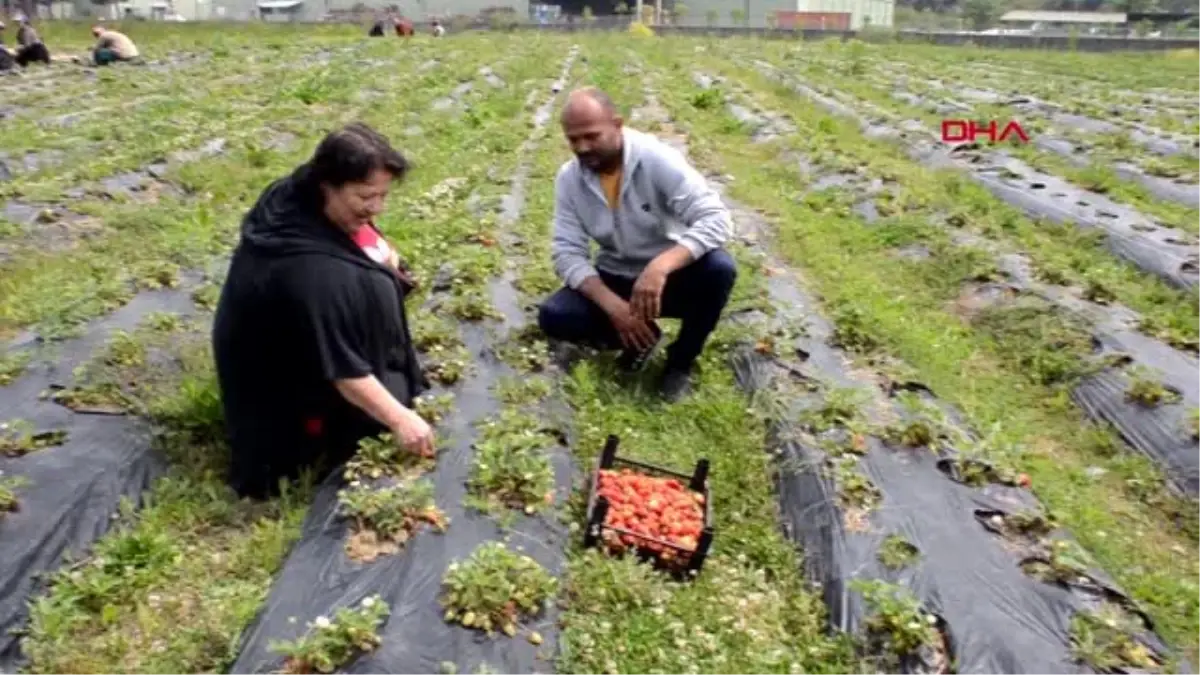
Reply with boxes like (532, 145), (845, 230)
(582, 434), (714, 579)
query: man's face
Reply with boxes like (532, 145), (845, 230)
(563, 115), (623, 173)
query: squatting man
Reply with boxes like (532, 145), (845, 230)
(537, 87), (737, 402)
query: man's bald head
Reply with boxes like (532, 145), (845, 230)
(561, 87), (624, 173)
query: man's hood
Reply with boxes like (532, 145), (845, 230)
(238, 172), (376, 271)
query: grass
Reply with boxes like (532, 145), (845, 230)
(0, 22), (1196, 674)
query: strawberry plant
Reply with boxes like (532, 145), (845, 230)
(424, 346), (472, 386)
(414, 392), (456, 425)
(343, 434), (437, 482)
(446, 289), (502, 322)
(0, 419), (68, 457)
(338, 480), (448, 563)
(412, 311), (465, 352)
(0, 351), (31, 386)
(270, 595), (390, 674)
(50, 382), (135, 414)
(1125, 372), (1181, 408)
(101, 330), (147, 368)
(1071, 602), (1162, 672)
(494, 376), (552, 406)
(441, 542), (557, 637)
(0, 472), (27, 517)
(467, 412), (556, 514)
(851, 579), (943, 669)
(1022, 538), (1095, 587)
(877, 535), (919, 570)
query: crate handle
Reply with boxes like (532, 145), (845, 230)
(600, 435), (619, 468)
(584, 496), (610, 549)
(689, 458), (709, 492)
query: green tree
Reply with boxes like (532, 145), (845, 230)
(673, 2), (688, 23)
(705, 8), (718, 26)
(961, 0), (995, 31)
(729, 7), (745, 25)
(614, 1), (628, 13)
(582, 5), (595, 22)
(766, 11), (778, 28)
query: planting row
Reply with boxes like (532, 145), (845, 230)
(672, 69), (1182, 673)
(720, 62), (1200, 500)
(0, 39), (559, 667)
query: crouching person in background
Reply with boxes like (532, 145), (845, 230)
(90, 25), (139, 65)
(15, 17), (51, 67)
(212, 122), (434, 499)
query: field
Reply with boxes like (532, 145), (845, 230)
(0, 21), (1197, 674)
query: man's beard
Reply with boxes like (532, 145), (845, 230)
(578, 146), (622, 173)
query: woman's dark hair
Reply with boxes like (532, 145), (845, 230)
(293, 122), (409, 192)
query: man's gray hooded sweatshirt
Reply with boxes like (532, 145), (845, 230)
(551, 127), (733, 289)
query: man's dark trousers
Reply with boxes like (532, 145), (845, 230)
(537, 249), (737, 371)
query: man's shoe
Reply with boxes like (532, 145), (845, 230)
(659, 364), (694, 403)
(616, 324), (663, 373)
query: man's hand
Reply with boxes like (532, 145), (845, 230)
(391, 407), (435, 458)
(630, 246), (694, 323)
(606, 298), (659, 352)
(630, 266), (667, 323)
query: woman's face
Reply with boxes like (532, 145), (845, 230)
(322, 168), (392, 232)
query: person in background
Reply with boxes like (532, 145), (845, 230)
(15, 17), (51, 67)
(0, 22), (15, 71)
(537, 87), (737, 402)
(431, 19), (445, 37)
(368, 16), (386, 36)
(90, 24), (138, 66)
(394, 15), (414, 36)
(212, 122), (433, 499)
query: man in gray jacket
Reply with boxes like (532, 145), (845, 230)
(537, 87), (737, 401)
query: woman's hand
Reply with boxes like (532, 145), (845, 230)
(391, 407), (435, 457)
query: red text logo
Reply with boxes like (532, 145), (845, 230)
(941, 120), (1030, 144)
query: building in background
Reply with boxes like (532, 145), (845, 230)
(675, 0), (891, 29)
(997, 10), (1127, 35)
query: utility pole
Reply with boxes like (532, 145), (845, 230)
(654, 0), (661, 23)
(635, 0), (643, 22)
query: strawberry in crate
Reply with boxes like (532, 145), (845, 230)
(595, 468), (706, 560)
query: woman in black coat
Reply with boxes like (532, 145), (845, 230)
(212, 123), (433, 499)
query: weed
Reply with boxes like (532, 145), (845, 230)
(270, 596), (390, 674)
(972, 299), (1094, 386)
(690, 88), (723, 110)
(829, 303), (880, 353)
(441, 542), (557, 637)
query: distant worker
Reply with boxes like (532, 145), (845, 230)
(368, 17), (386, 36)
(15, 17), (51, 67)
(90, 24), (139, 66)
(394, 16), (414, 36)
(431, 19), (445, 37)
(0, 22), (15, 72)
